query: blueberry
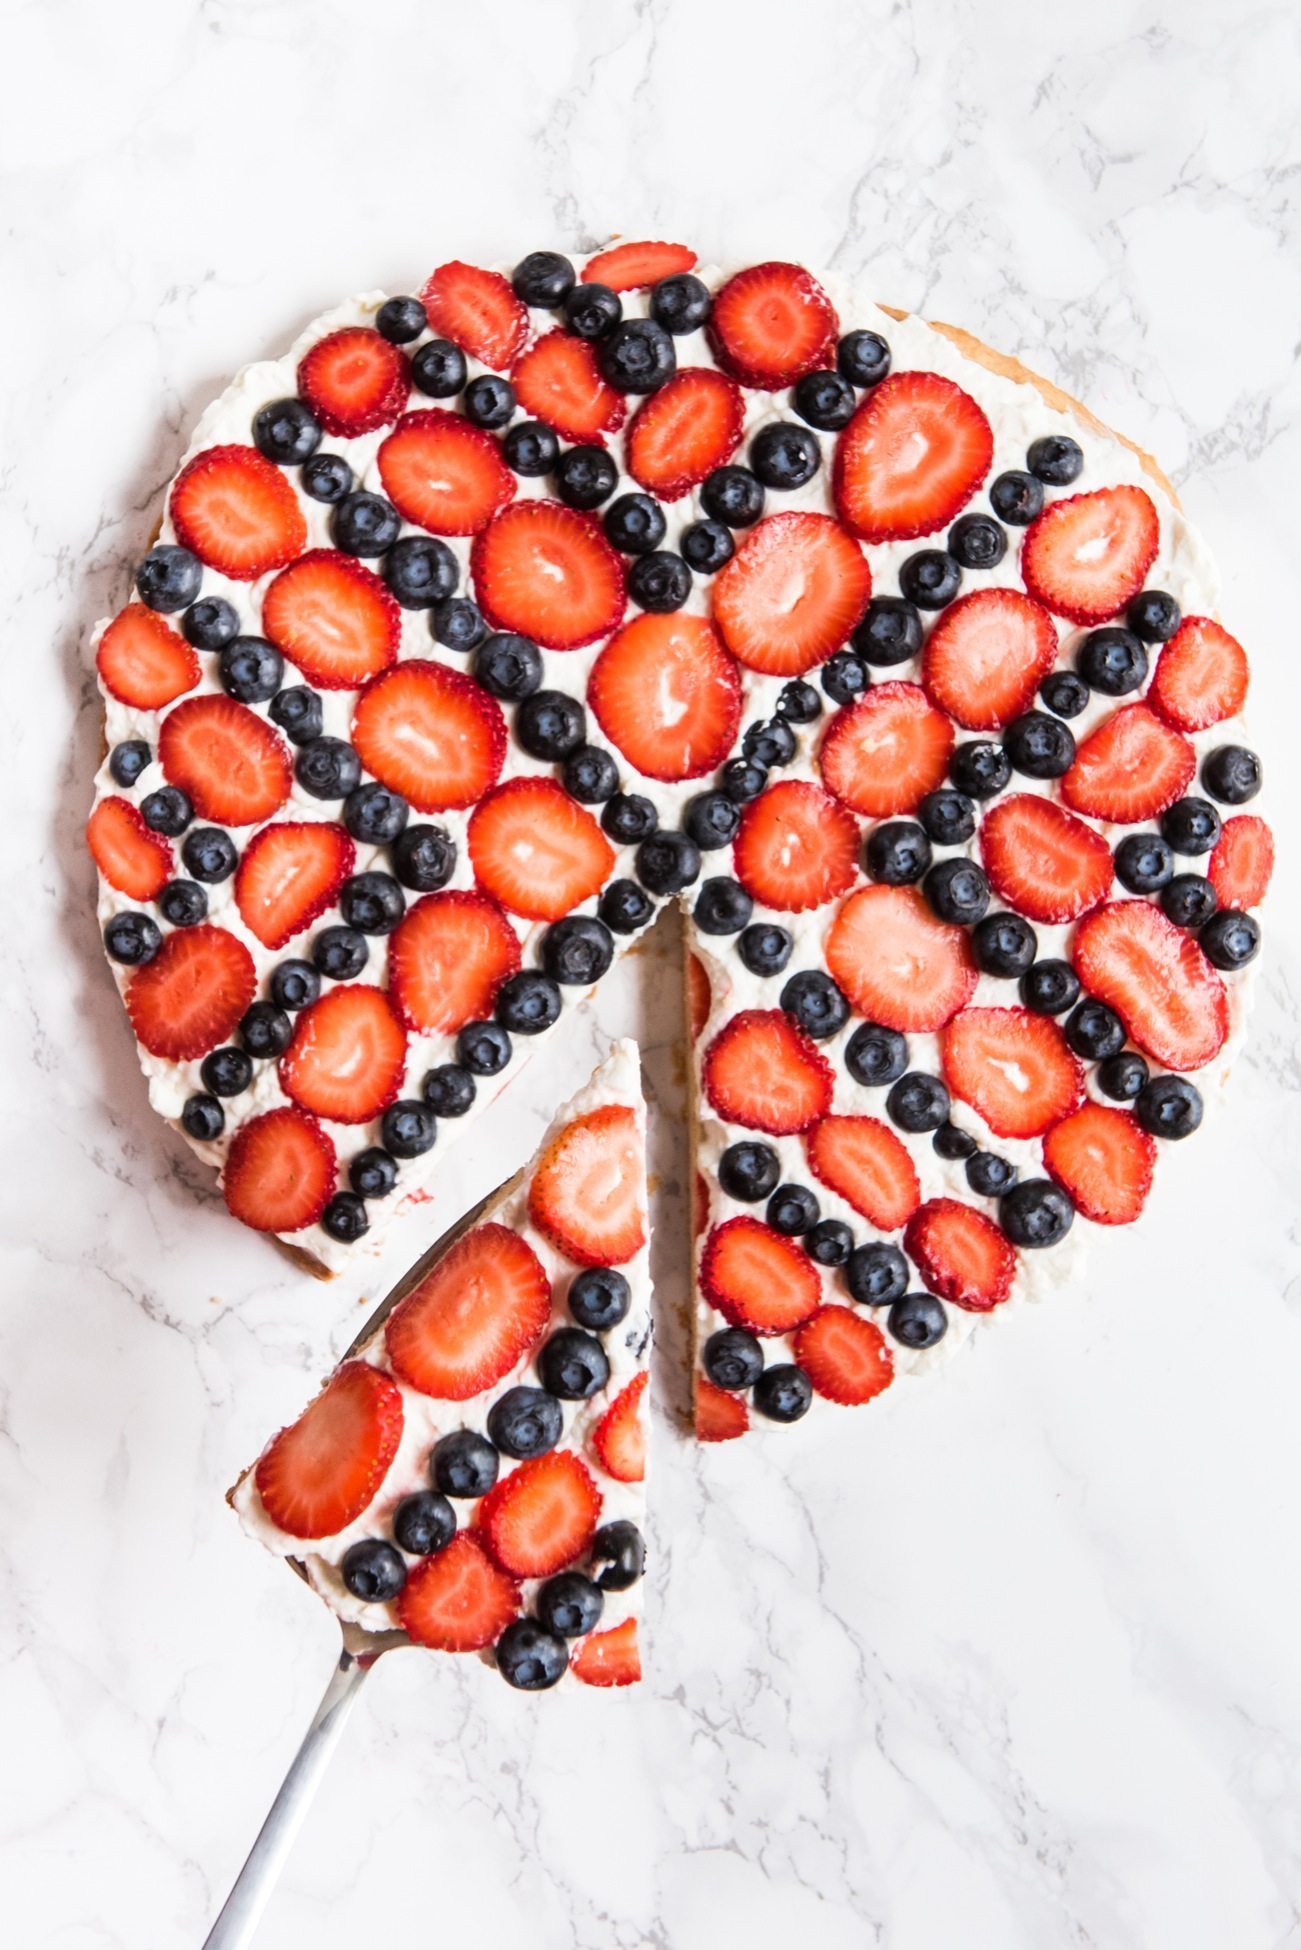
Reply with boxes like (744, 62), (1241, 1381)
(636, 830), (700, 895)
(238, 1001), (292, 1058)
(1020, 958), (1080, 1015)
(989, 470), (1044, 524)
(792, 368), (856, 431)
(384, 534), (458, 608)
(136, 544), (202, 612)
(270, 959), (320, 1011)
(752, 1364), (813, 1423)
(1200, 908), (1260, 970)
(421, 1067), (475, 1118)
(1076, 627), (1147, 696)
(649, 272), (711, 333)
(853, 596), (923, 666)
(845, 1241), (909, 1306)
(502, 420), (561, 477)
(1065, 999), (1125, 1061)
(540, 915), (614, 987)
(341, 871), (405, 935)
(495, 970), (562, 1034)
(933, 1121), (977, 1161)
(685, 791), (741, 851)
(1040, 670), (1090, 719)
(312, 925), (369, 980)
(946, 512), (1007, 570)
(737, 922), (793, 978)
(865, 819), (931, 886)
(924, 857), (990, 924)
(512, 250), (575, 307)
(590, 1519), (645, 1591)
(516, 689), (587, 761)
(1114, 831), (1174, 894)
(1201, 744), (1263, 807)
(432, 596), (488, 654)
(322, 1192), (369, 1242)
(381, 1099), (437, 1158)
(538, 1328), (610, 1400)
(342, 782), (408, 848)
(837, 329), (891, 388)
(965, 1151), (1017, 1197)
(899, 549), (960, 610)
(375, 295), (426, 344)
(182, 595), (240, 651)
(1135, 1074), (1203, 1139)
(564, 282), (622, 340)
(159, 878), (208, 927)
(1161, 874), (1218, 930)
(767, 1182), (820, 1236)
(554, 444), (618, 510)
(780, 969), (849, 1039)
(349, 1147), (400, 1198)
(950, 740), (1011, 800)
(599, 318), (675, 393)
(392, 1490), (455, 1557)
(556, 743), (617, 807)
(200, 1046), (252, 1097)
(999, 1178), (1074, 1247)
(1003, 711), (1075, 779)
(536, 1573), (604, 1640)
(219, 636), (283, 704)
(918, 788), (976, 846)
(432, 1428), (499, 1498)
(776, 679), (822, 724)
(887, 1071), (951, 1133)
(695, 877), (753, 935)
(701, 465), (764, 528)
(487, 1385), (562, 1460)
(1161, 797), (1221, 855)
(680, 519), (735, 574)
(252, 396), (321, 466)
(750, 422), (821, 490)
(392, 823), (456, 893)
(820, 650), (871, 705)
(844, 1021), (908, 1087)
(888, 1293), (948, 1350)
(341, 1539), (406, 1603)
(602, 792), (659, 843)
(1126, 589), (1181, 643)
(181, 1093), (224, 1142)
(742, 717), (797, 769)
(140, 786), (193, 836)
(567, 1266), (632, 1332)
(972, 911), (1037, 977)
(628, 551), (692, 613)
(295, 737), (361, 801)
(1026, 434), (1083, 485)
(463, 373), (515, 429)
(603, 492), (667, 555)
(457, 1019), (512, 1074)
(703, 1326), (765, 1390)
(472, 632), (543, 704)
(331, 490), (400, 556)
(1098, 1051), (1149, 1101)
(411, 338), (468, 398)
(718, 1140), (780, 1203)
(804, 1218), (855, 1267)
(301, 452), (354, 503)
(495, 1618), (569, 1691)
(719, 756), (768, 803)
(268, 685), (324, 746)
(598, 878), (654, 934)
(108, 739), (151, 786)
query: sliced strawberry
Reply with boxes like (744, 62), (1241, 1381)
(420, 260), (529, 371)
(980, 793), (1113, 924)
(794, 1306), (894, 1407)
(707, 261), (838, 389)
(942, 1007), (1084, 1140)
(701, 1216), (823, 1336)
(711, 513), (871, 676)
(511, 330), (625, 443)
(296, 327), (408, 436)
(377, 410), (516, 537)
(732, 781), (859, 914)
(352, 661), (506, 814)
(687, 952), (711, 1041)
(254, 1361), (402, 1540)
(1061, 703), (1194, 823)
(397, 1532), (520, 1652)
(528, 1104), (646, 1267)
(818, 681), (953, 817)
(587, 613), (741, 782)
(626, 368), (744, 499)
(1208, 814), (1274, 910)
(388, 890), (521, 1035)
(825, 885), (976, 1033)
(278, 985), (408, 1125)
(386, 1223), (551, 1401)
(96, 604), (200, 710)
(468, 777), (614, 922)
(472, 502), (625, 650)
(261, 551), (399, 689)
(592, 1371), (648, 1483)
(234, 820), (354, 950)
(86, 796), (172, 901)
(702, 1009), (833, 1136)
(921, 589), (1058, 730)
(480, 1451), (602, 1580)
(158, 696), (291, 826)
(1073, 900), (1229, 1072)
(804, 1115), (920, 1231)
(833, 372), (993, 543)
(1021, 485), (1159, 625)
(1043, 1102), (1155, 1226)
(582, 240), (697, 291)
(1149, 616), (1249, 732)
(126, 923), (255, 1060)
(169, 444), (307, 581)
(904, 1198), (1014, 1312)
(571, 1616), (641, 1687)
(222, 1104), (336, 1235)
(695, 1376), (750, 1442)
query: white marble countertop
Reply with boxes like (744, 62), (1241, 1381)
(4, 0), (1301, 1943)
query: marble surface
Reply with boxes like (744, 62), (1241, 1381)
(4, 0), (1301, 1943)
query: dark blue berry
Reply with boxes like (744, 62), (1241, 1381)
(411, 339), (467, 398)
(792, 369), (855, 430)
(718, 1140), (780, 1203)
(950, 740), (1011, 799)
(567, 1267), (631, 1332)
(888, 1293), (948, 1349)
(737, 922), (792, 977)
(598, 318), (675, 393)
(496, 1619), (569, 1691)
(564, 283), (622, 340)
(1020, 958), (1080, 1015)
(972, 910), (1037, 977)
(750, 422), (821, 490)
(703, 1327), (765, 1390)
(742, 717), (797, 768)
(561, 741), (620, 804)
(1040, 670), (1089, 719)
(381, 1099), (437, 1158)
(554, 444), (618, 510)
(1135, 1074), (1203, 1139)
(159, 879), (207, 927)
(635, 829), (700, 895)
(844, 1021), (908, 1087)
(495, 970), (562, 1034)
(422, 1066), (475, 1118)
(627, 551), (692, 613)
(887, 1071), (950, 1133)
(966, 1151), (1017, 1197)
(865, 820), (931, 885)
(1000, 1178), (1074, 1247)
(685, 791), (741, 850)
(924, 857), (990, 924)
(376, 295), (426, 344)
(349, 1147), (399, 1198)
(899, 550), (960, 610)
(384, 535), (457, 608)
(649, 273), (711, 333)
(1126, 589), (1181, 643)
(837, 329), (891, 388)
(463, 374), (515, 429)
(219, 636), (283, 704)
(780, 968), (848, 1039)
(136, 545), (202, 612)
(1114, 831), (1174, 894)
(200, 1046), (252, 1097)
(541, 915), (614, 986)
(341, 1539), (406, 1603)
(487, 1386), (562, 1460)
(295, 737), (361, 800)
(700, 465), (764, 528)
(502, 420), (560, 477)
(252, 397), (321, 466)
(820, 650), (870, 705)
(845, 1241), (909, 1306)
(538, 1328), (610, 1400)
(183, 595), (240, 650)
(1076, 627), (1147, 696)
(1026, 434), (1083, 485)
(598, 878), (654, 934)
(518, 689), (588, 761)
(432, 1429), (499, 1498)
(853, 596), (923, 665)
(804, 1218), (855, 1267)
(602, 792), (658, 843)
(322, 1192), (369, 1243)
(590, 1519), (645, 1590)
(989, 470), (1044, 524)
(536, 1573), (604, 1639)
(268, 685), (323, 745)
(391, 823), (455, 893)
(181, 1093), (224, 1142)
(1200, 908), (1259, 970)
(1003, 711), (1075, 779)
(1161, 797), (1221, 855)
(312, 925), (369, 980)
(512, 251), (575, 307)
(747, 1362), (811, 1423)
(917, 788), (976, 846)
(180, 827), (236, 883)
(1098, 1051), (1149, 1101)
(1161, 874), (1218, 930)
(767, 1182), (820, 1235)
(343, 782), (408, 847)
(695, 877), (753, 935)
(108, 739), (151, 786)
(933, 1122), (977, 1161)
(1065, 999), (1125, 1061)
(392, 1491), (455, 1557)
(719, 756), (768, 803)
(603, 492), (666, 555)
(270, 959), (320, 1011)
(457, 1019), (512, 1074)
(473, 631), (543, 702)
(340, 871), (405, 935)
(301, 452), (354, 503)
(776, 679), (821, 724)
(947, 513), (1007, 570)
(431, 596), (487, 654)
(680, 518), (735, 573)
(140, 786), (193, 836)
(332, 490), (400, 556)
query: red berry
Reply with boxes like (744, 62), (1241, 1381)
(158, 695), (292, 826)
(352, 661), (506, 813)
(261, 551), (400, 689)
(833, 372), (993, 543)
(254, 1361), (402, 1540)
(1043, 1102), (1155, 1225)
(700, 1216), (823, 1335)
(397, 1532), (521, 1652)
(480, 1451), (602, 1580)
(711, 512), (870, 676)
(279, 985), (408, 1125)
(377, 410), (516, 537)
(921, 588), (1058, 729)
(386, 1222), (551, 1401)
(387, 890), (521, 1035)
(804, 1114), (921, 1231)
(223, 1104), (337, 1237)
(511, 330), (625, 443)
(825, 885), (976, 1033)
(707, 261), (838, 389)
(701, 1009), (834, 1135)
(732, 781), (859, 913)
(793, 1306), (894, 1407)
(420, 260), (529, 371)
(942, 1007), (1085, 1140)
(1208, 814), (1273, 910)
(473, 502), (625, 651)
(1149, 615), (1249, 732)
(687, 952), (712, 1042)
(86, 796), (172, 901)
(126, 923), (256, 1060)
(571, 1616), (641, 1686)
(818, 681), (954, 817)
(169, 444), (307, 581)
(1073, 900), (1229, 1073)
(528, 1104), (646, 1267)
(587, 612), (741, 782)
(905, 1198), (1014, 1312)
(234, 820), (355, 949)
(582, 241), (697, 291)
(297, 327), (409, 436)
(695, 1376), (749, 1443)
(1021, 484), (1159, 625)
(626, 368), (744, 499)
(592, 1371), (649, 1484)
(96, 604), (200, 710)
(1061, 703), (1195, 823)
(979, 793), (1113, 924)
(468, 778), (615, 923)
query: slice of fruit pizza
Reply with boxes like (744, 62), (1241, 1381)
(231, 1041), (648, 1690)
